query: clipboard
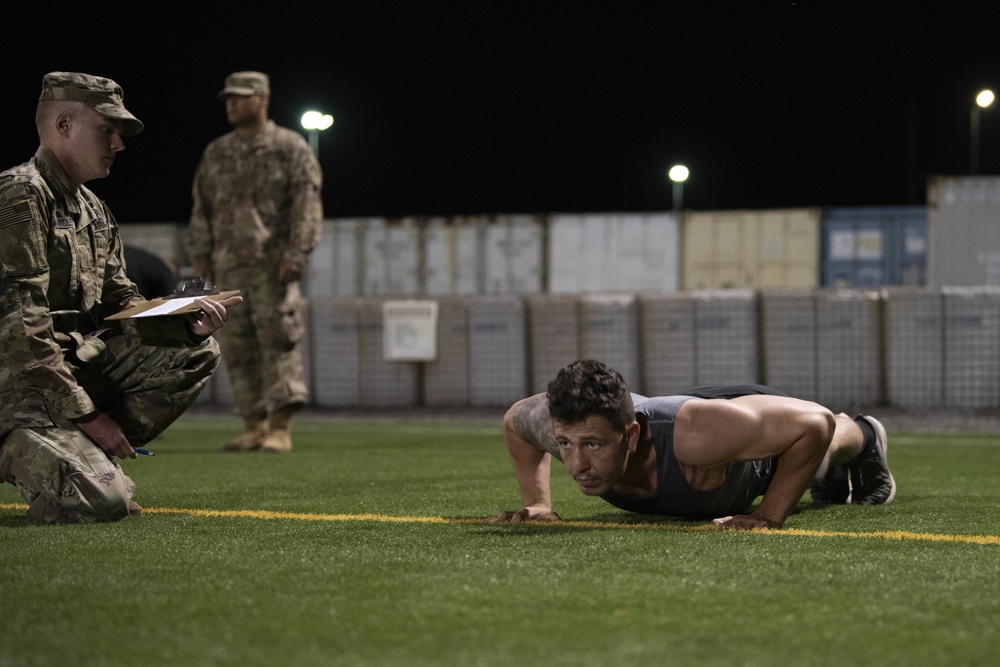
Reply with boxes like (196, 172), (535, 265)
(105, 290), (241, 320)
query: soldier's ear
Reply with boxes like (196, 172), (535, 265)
(55, 111), (73, 136)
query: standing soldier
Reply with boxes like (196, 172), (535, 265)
(186, 71), (323, 453)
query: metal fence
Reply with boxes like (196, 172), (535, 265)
(195, 286), (1000, 411)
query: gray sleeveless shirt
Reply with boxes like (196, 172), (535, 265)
(599, 395), (777, 519)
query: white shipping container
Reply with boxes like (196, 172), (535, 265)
(423, 216), (483, 295)
(547, 212), (680, 293)
(927, 176), (1000, 287)
(363, 217), (421, 295)
(332, 218), (364, 296)
(483, 214), (544, 294)
(304, 219), (337, 297)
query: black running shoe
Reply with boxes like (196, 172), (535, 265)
(848, 415), (896, 505)
(810, 465), (850, 506)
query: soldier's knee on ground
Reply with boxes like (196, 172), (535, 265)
(72, 467), (135, 522)
(25, 464), (136, 523)
(19, 467), (135, 523)
(2, 427), (137, 523)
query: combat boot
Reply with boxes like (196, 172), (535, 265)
(260, 407), (295, 453)
(219, 414), (269, 452)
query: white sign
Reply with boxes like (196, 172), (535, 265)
(383, 300), (439, 361)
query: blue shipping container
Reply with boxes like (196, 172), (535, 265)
(821, 206), (927, 288)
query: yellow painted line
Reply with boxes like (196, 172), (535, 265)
(145, 506), (453, 524)
(2, 501), (998, 546)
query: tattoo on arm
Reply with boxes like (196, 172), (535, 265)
(511, 394), (556, 453)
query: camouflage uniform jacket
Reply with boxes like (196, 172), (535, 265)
(0, 148), (194, 423)
(186, 120), (323, 273)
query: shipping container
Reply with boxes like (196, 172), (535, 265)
(682, 208), (820, 290)
(821, 206), (927, 288)
(927, 176), (1000, 287)
(547, 212), (680, 293)
(483, 214), (544, 294)
(332, 218), (365, 296)
(303, 219), (338, 297)
(363, 217), (421, 296)
(423, 216), (481, 295)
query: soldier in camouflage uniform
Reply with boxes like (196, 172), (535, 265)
(185, 71), (322, 453)
(0, 72), (242, 523)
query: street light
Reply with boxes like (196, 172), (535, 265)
(301, 110), (334, 158)
(668, 164), (689, 212)
(970, 89), (994, 175)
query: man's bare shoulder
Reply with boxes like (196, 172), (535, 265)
(673, 397), (764, 466)
(507, 394), (557, 453)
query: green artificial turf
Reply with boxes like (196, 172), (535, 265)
(1, 416), (998, 666)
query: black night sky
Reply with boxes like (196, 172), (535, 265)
(3, 1), (1000, 223)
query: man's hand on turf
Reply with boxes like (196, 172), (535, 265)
(712, 513), (782, 531)
(490, 507), (562, 523)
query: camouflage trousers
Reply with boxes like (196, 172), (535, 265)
(0, 332), (219, 523)
(214, 268), (308, 418)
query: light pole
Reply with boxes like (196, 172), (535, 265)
(970, 89), (994, 175)
(301, 110), (334, 158)
(668, 164), (689, 212)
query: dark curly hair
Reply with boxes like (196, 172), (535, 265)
(546, 359), (635, 433)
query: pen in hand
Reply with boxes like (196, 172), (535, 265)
(134, 448), (155, 456)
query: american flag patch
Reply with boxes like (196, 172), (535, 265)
(0, 201), (32, 229)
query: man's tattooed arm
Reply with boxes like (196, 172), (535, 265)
(508, 393), (559, 458)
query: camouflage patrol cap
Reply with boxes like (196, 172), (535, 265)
(217, 71), (270, 98)
(38, 71), (143, 136)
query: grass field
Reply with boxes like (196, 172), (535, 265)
(2, 414), (998, 667)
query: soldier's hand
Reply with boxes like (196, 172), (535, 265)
(185, 295), (243, 336)
(278, 258), (303, 284)
(74, 411), (136, 459)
